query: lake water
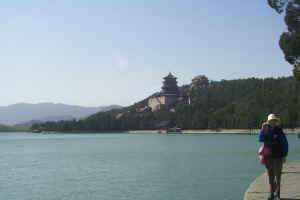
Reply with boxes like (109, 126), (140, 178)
(0, 132), (299, 200)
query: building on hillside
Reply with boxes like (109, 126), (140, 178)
(148, 73), (179, 111)
(190, 75), (209, 90)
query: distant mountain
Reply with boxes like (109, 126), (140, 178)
(0, 103), (122, 125)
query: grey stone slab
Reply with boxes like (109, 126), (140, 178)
(244, 161), (300, 200)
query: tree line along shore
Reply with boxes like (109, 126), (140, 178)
(24, 128), (299, 135)
(31, 76), (300, 133)
(128, 128), (300, 134)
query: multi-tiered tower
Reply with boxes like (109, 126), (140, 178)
(148, 73), (179, 111)
(162, 73), (179, 95)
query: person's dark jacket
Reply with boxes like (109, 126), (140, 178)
(258, 125), (289, 158)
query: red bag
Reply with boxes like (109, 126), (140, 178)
(258, 145), (272, 164)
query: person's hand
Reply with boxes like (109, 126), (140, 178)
(282, 157), (286, 163)
(262, 122), (268, 130)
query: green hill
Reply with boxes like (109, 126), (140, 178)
(0, 124), (31, 132)
(0, 124), (15, 132)
(32, 76), (300, 132)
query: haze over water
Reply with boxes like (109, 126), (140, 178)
(0, 132), (299, 200)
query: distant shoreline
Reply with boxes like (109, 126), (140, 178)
(2, 128), (298, 135)
(128, 128), (300, 135)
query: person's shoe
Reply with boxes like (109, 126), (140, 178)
(275, 192), (280, 200)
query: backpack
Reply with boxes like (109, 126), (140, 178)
(263, 126), (284, 158)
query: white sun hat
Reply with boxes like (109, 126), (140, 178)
(267, 113), (280, 122)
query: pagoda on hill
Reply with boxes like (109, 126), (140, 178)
(162, 73), (179, 95)
(148, 73), (179, 111)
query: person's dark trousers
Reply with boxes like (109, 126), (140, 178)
(265, 158), (283, 199)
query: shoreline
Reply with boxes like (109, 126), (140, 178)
(5, 128), (298, 135)
(128, 128), (300, 135)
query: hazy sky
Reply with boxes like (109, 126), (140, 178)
(0, 0), (292, 107)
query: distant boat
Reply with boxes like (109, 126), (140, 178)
(32, 129), (42, 133)
(167, 127), (182, 134)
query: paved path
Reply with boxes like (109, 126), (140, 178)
(244, 161), (300, 200)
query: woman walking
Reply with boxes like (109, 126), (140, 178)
(259, 114), (289, 200)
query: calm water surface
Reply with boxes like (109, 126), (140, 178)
(0, 132), (299, 200)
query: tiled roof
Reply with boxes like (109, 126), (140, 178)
(164, 72), (177, 79)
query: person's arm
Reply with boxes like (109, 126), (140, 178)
(258, 129), (265, 142)
(281, 130), (289, 157)
(258, 123), (268, 142)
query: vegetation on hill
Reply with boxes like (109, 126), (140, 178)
(31, 76), (300, 132)
(0, 124), (15, 132)
(178, 77), (299, 129)
(0, 124), (31, 132)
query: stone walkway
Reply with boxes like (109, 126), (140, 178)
(244, 161), (300, 200)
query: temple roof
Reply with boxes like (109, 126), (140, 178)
(164, 72), (177, 79)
